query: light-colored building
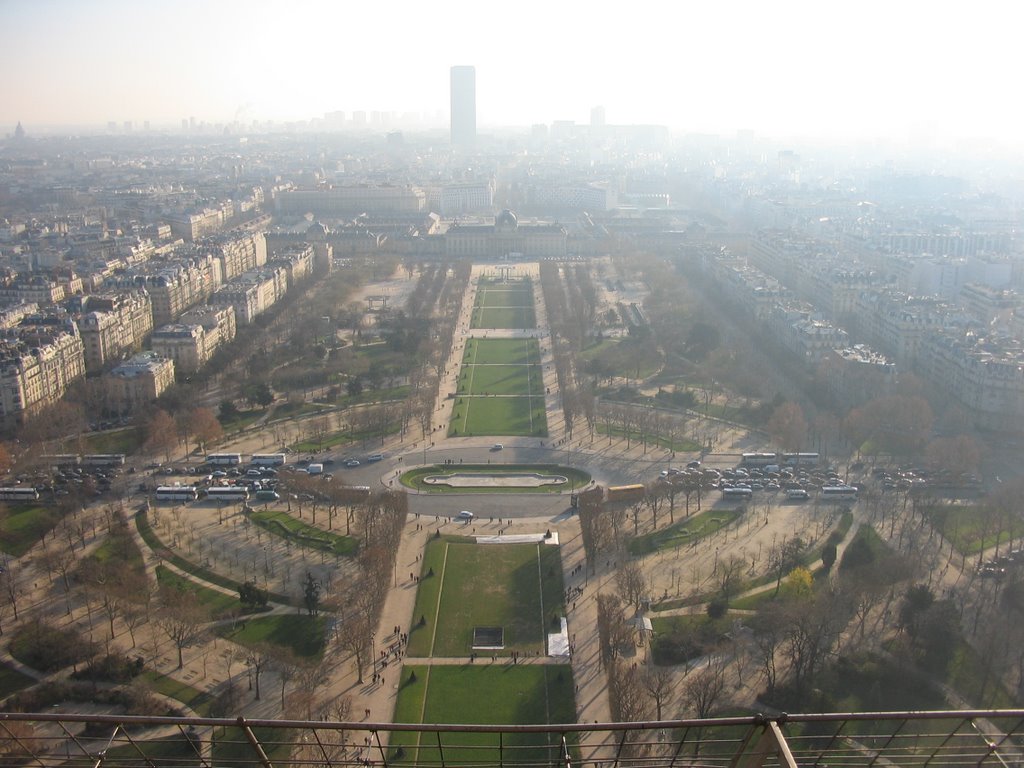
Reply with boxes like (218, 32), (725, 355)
(151, 305), (235, 375)
(918, 330), (1024, 431)
(105, 351), (175, 414)
(0, 323), (86, 426)
(76, 292), (154, 373)
(444, 210), (566, 259)
(269, 243), (315, 287)
(209, 266), (288, 324)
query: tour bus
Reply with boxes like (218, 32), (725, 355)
(155, 486), (199, 502)
(206, 453), (242, 466)
(41, 454), (81, 467)
(206, 486), (250, 501)
(0, 487), (40, 502)
(722, 487), (754, 500)
(605, 484), (646, 503)
(250, 453), (287, 467)
(740, 453), (778, 468)
(821, 485), (858, 501)
(82, 454), (127, 467)
(782, 453), (820, 467)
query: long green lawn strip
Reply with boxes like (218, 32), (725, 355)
(629, 508), (743, 556)
(249, 509), (358, 556)
(407, 537), (453, 657)
(137, 511), (299, 607)
(156, 565), (247, 621)
(140, 671), (214, 716)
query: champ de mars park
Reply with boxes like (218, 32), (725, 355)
(1, 258), (960, 767)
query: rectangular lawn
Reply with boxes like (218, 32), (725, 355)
(477, 284), (534, 309)
(458, 364), (541, 397)
(473, 305), (536, 329)
(463, 338), (540, 366)
(409, 540), (564, 657)
(392, 664), (576, 765)
(450, 395), (546, 436)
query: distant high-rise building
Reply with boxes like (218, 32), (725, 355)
(13, 122), (25, 140)
(450, 65), (476, 148)
(590, 106), (606, 126)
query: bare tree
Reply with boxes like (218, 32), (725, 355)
(643, 663), (674, 720)
(616, 563), (648, 613)
(156, 591), (207, 670)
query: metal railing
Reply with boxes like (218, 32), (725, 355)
(0, 710), (1021, 768)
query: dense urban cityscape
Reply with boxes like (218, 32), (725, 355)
(3, 3), (1024, 764)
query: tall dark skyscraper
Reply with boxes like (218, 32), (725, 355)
(450, 65), (476, 148)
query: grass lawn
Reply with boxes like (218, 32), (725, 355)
(408, 539), (564, 657)
(399, 463), (590, 493)
(477, 284), (534, 309)
(156, 566), (245, 621)
(472, 306), (536, 329)
(289, 423), (399, 453)
(392, 664), (575, 765)
(463, 338), (540, 367)
(457, 363), (543, 397)
(0, 504), (61, 556)
(140, 671), (213, 716)
(215, 614), (327, 659)
(450, 396), (547, 437)
(0, 661), (36, 698)
(595, 423), (701, 452)
(630, 508), (743, 556)
(137, 511), (298, 607)
(249, 509), (358, 557)
(922, 502), (1024, 556)
(82, 426), (145, 456)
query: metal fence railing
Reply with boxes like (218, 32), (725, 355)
(0, 709), (1021, 768)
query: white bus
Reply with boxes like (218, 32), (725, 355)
(82, 454), (126, 467)
(0, 487), (40, 502)
(155, 486), (199, 502)
(206, 486), (249, 501)
(740, 453), (778, 468)
(250, 453), (287, 467)
(783, 453), (820, 467)
(206, 453), (242, 466)
(821, 485), (858, 500)
(41, 454), (81, 467)
(722, 487), (753, 500)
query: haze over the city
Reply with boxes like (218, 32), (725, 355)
(3, 0), (1023, 144)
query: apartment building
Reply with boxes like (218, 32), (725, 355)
(208, 266), (288, 324)
(76, 292), (154, 373)
(0, 323), (86, 426)
(150, 305), (235, 375)
(105, 351), (175, 414)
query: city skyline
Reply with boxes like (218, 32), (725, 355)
(2, 0), (1024, 145)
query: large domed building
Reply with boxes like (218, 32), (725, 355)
(444, 209), (566, 260)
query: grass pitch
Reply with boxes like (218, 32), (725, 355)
(472, 279), (536, 329)
(392, 664), (576, 764)
(450, 338), (547, 436)
(473, 305), (536, 329)
(408, 538), (565, 658)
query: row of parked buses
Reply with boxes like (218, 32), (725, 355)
(154, 485), (276, 502)
(204, 453), (287, 467)
(739, 452), (821, 468)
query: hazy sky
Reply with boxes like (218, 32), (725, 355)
(2, 0), (1022, 142)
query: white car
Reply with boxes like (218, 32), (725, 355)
(491, 443), (503, 451)
(457, 510), (474, 520)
